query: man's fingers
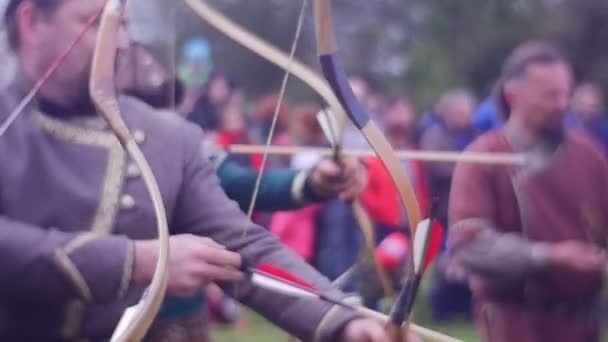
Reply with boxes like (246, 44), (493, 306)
(338, 173), (366, 200)
(169, 278), (204, 298)
(195, 263), (245, 283)
(321, 159), (350, 184)
(340, 157), (360, 178)
(196, 245), (243, 268)
(310, 157), (366, 200)
(317, 158), (343, 176)
(365, 324), (390, 342)
(339, 186), (359, 201)
(342, 319), (390, 342)
(196, 236), (226, 249)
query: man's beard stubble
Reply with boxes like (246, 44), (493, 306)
(40, 69), (98, 117)
(538, 115), (566, 148)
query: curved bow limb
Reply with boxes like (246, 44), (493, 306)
(90, 1), (170, 340)
(314, 1), (433, 341)
(184, 0), (394, 299)
(183, 0), (345, 123)
(319, 110), (395, 300)
(184, 1), (450, 341)
(314, 0), (422, 236)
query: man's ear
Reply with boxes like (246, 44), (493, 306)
(14, 1), (45, 50)
(504, 79), (520, 109)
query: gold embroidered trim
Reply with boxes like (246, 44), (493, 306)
(32, 112), (127, 235)
(61, 299), (86, 339)
(118, 241), (135, 299)
(92, 145), (126, 234)
(33, 111), (129, 333)
(32, 111), (115, 145)
(54, 249), (94, 302)
(64, 232), (102, 255)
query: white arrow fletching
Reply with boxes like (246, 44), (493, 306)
(316, 109), (339, 147)
(413, 218), (433, 274)
(251, 272), (318, 299)
(110, 294), (146, 342)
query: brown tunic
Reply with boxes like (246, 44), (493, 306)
(449, 128), (608, 342)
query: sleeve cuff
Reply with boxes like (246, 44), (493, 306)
(202, 139), (228, 170)
(313, 303), (365, 342)
(291, 170), (311, 205)
(53, 233), (134, 303)
(529, 242), (552, 270)
(292, 165), (333, 205)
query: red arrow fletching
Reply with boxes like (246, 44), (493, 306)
(253, 264), (319, 294)
(423, 221), (444, 272)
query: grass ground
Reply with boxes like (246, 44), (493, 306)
(212, 267), (480, 341)
(212, 304), (608, 342)
(211, 308), (479, 342)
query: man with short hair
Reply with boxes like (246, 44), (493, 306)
(565, 82), (608, 153)
(0, 0), (389, 341)
(449, 41), (608, 342)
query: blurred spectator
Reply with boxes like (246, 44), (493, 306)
(251, 94), (292, 143)
(269, 105), (326, 262)
(358, 96), (429, 309)
(116, 42), (184, 112)
(249, 94), (293, 168)
(289, 105), (329, 169)
(420, 89), (477, 226)
(215, 104), (263, 169)
(188, 70), (237, 132)
(314, 198), (361, 289)
(228, 86), (246, 109)
(342, 76), (384, 149)
(284, 106), (357, 275)
(565, 82), (608, 153)
(471, 97), (504, 133)
(313, 93), (366, 287)
(420, 89), (477, 323)
(367, 93), (389, 123)
(177, 37), (213, 115)
(361, 97), (430, 240)
(416, 110), (441, 143)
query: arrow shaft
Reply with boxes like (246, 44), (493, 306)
(228, 144), (526, 165)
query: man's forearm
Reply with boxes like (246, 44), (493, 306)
(217, 158), (326, 212)
(454, 228), (551, 282)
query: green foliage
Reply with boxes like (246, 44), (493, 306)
(154, 0), (608, 112)
(397, 0), (608, 109)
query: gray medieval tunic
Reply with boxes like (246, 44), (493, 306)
(0, 84), (361, 341)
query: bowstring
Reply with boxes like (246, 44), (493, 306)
(0, 6), (104, 137)
(243, 0), (309, 237)
(169, 7), (178, 113)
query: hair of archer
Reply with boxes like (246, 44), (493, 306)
(4, 0), (62, 50)
(493, 40), (569, 118)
